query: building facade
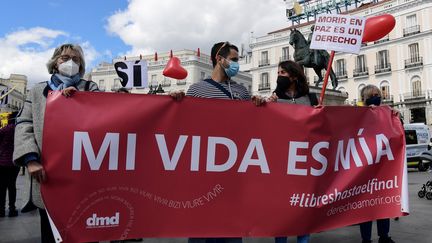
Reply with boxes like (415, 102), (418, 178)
(248, 0), (432, 124)
(0, 74), (27, 112)
(88, 50), (252, 95)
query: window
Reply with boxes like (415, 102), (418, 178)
(377, 50), (389, 68)
(259, 73), (270, 90)
(281, 47), (290, 61)
(354, 55), (368, 77)
(201, 72), (206, 80)
(405, 130), (418, 145)
(336, 59), (346, 77)
(405, 43), (422, 68)
(406, 14), (417, 27)
(380, 81), (390, 100)
(151, 74), (157, 82)
(409, 43), (419, 60)
(99, 80), (105, 90)
(412, 79), (422, 97)
(356, 55), (366, 71)
(113, 78), (120, 90)
(404, 15), (420, 36)
(259, 51), (269, 66)
(261, 73), (269, 85)
(261, 51), (268, 62)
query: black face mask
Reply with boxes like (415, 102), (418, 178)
(276, 76), (291, 91)
(365, 96), (381, 106)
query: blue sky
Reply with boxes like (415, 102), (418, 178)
(0, 0), (288, 87)
(0, 0), (129, 61)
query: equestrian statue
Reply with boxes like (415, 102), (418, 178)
(289, 26), (338, 89)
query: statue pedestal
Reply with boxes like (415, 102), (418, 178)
(310, 87), (348, 105)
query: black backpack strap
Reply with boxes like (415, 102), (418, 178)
(84, 81), (91, 91)
(204, 79), (232, 99)
(308, 93), (319, 106)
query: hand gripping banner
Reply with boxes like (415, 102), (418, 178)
(41, 92), (408, 242)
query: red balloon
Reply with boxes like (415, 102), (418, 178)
(362, 14), (396, 43)
(162, 57), (188, 80)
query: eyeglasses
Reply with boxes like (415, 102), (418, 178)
(59, 55), (81, 64)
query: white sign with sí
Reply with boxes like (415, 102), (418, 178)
(310, 14), (365, 54)
(114, 60), (148, 88)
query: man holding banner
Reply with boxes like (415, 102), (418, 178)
(185, 41), (247, 243)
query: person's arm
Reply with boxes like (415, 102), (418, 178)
(13, 88), (40, 166)
(13, 87), (47, 182)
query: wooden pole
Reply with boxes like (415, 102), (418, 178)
(319, 51), (335, 105)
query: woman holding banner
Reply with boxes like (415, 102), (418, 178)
(359, 85), (395, 243)
(269, 60), (317, 243)
(13, 43), (99, 243)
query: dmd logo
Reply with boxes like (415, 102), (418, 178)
(86, 212), (120, 228)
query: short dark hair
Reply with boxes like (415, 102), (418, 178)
(275, 60), (309, 97)
(211, 42), (239, 67)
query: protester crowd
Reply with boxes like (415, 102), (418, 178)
(0, 42), (398, 243)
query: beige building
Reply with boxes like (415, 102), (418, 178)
(88, 49), (252, 94)
(248, 0), (432, 124)
(0, 74), (27, 112)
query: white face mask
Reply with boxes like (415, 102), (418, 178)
(58, 59), (80, 77)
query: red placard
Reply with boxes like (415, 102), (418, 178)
(41, 92), (407, 242)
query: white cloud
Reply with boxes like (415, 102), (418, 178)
(0, 27), (99, 88)
(106, 0), (288, 56)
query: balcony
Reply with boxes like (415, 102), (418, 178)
(403, 91), (426, 101)
(374, 36), (389, 44)
(375, 63), (391, 74)
(258, 83), (271, 91)
(403, 25), (420, 37)
(279, 55), (291, 62)
(336, 70), (348, 79)
(176, 80), (186, 85)
(405, 57), (423, 68)
(161, 79), (171, 87)
(382, 95), (394, 104)
(258, 59), (270, 67)
(353, 67), (369, 78)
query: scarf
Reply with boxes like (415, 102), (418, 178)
(49, 73), (81, 91)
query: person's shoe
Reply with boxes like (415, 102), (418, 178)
(378, 237), (395, 243)
(8, 209), (18, 217)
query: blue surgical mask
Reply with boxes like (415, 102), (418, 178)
(365, 96), (381, 106)
(223, 60), (239, 78)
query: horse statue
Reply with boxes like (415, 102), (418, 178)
(289, 28), (338, 89)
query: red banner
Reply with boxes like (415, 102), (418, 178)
(41, 92), (408, 242)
